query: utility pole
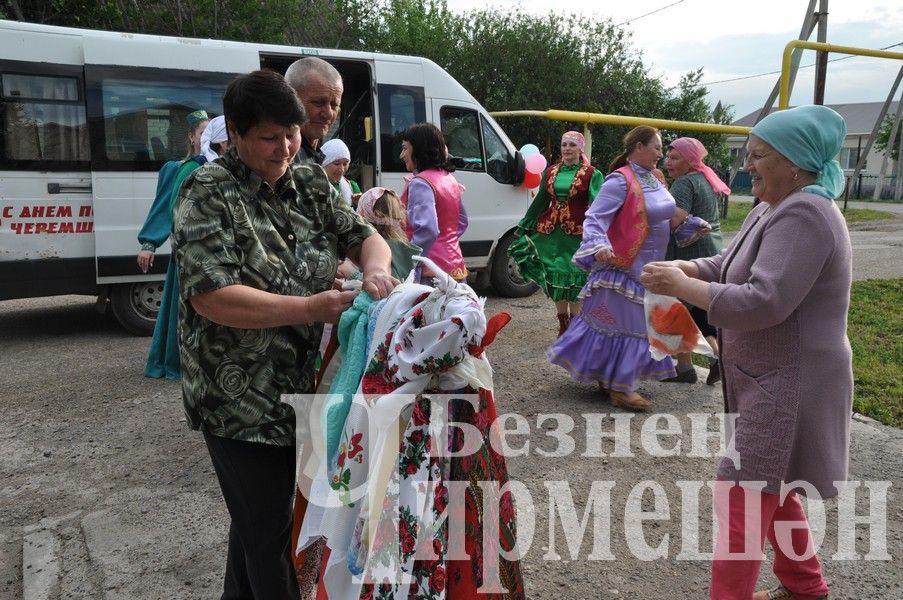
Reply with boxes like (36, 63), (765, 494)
(726, 0), (819, 192)
(814, 0), (829, 104)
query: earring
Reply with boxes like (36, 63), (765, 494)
(793, 171), (799, 181)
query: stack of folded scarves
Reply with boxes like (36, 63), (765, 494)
(294, 257), (525, 600)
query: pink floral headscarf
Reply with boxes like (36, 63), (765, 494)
(669, 137), (731, 195)
(561, 131), (590, 166)
(356, 186), (401, 227)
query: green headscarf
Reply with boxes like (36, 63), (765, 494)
(186, 109), (209, 127)
(750, 105), (846, 200)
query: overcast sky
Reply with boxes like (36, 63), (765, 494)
(445, 0), (903, 121)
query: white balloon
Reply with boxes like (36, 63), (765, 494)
(519, 143), (540, 157)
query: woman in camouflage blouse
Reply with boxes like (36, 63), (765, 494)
(172, 70), (396, 600)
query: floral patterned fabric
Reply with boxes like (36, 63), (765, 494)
(296, 259), (524, 599)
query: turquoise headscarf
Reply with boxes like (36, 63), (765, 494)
(750, 105), (846, 200)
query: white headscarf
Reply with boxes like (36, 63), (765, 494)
(320, 138), (351, 167)
(200, 116), (228, 161)
(320, 138), (354, 204)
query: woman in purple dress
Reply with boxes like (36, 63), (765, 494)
(548, 126), (676, 411)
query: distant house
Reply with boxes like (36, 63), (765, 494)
(728, 101), (900, 178)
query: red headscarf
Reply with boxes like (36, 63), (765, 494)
(669, 137), (731, 195)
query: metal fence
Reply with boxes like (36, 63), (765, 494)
(848, 174), (900, 200)
(728, 171), (901, 200)
(729, 171), (752, 193)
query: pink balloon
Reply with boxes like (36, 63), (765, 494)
(524, 153), (547, 175)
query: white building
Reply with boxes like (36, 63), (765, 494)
(728, 102), (900, 197)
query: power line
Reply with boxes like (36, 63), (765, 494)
(616, 0), (686, 27)
(702, 41), (903, 86)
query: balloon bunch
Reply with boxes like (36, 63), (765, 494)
(519, 143), (547, 188)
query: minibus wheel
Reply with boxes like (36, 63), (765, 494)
(489, 230), (538, 298)
(109, 282), (160, 336)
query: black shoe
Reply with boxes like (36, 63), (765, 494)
(663, 368), (697, 384)
(706, 360), (721, 386)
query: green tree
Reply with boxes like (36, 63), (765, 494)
(657, 70), (734, 173)
(452, 7), (651, 165)
(353, 0), (466, 68)
(875, 113), (901, 161)
(1, 0), (360, 44)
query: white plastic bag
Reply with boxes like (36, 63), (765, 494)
(643, 292), (715, 361)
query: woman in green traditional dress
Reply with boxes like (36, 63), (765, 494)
(135, 109), (211, 379)
(511, 131), (603, 336)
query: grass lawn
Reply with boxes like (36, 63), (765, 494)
(690, 280), (902, 429)
(721, 202), (896, 232)
(847, 278), (903, 428)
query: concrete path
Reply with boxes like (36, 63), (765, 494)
(1, 197), (901, 600)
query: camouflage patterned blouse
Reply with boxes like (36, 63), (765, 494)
(172, 147), (375, 446)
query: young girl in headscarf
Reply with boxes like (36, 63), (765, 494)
(199, 115), (230, 162)
(356, 187), (421, 280)
(510, 131), (603, 336)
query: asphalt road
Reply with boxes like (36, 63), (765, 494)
(1, 204), (901, 599)
(728, 197), (903, 281)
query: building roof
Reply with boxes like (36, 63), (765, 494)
(732, 101), (900, 135)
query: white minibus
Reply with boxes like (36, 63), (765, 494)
(0, 20), (535, 334)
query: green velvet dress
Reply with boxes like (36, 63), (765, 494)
(387, 238), (421, 281)
(139, 156), (204, 380)
(510, 163), (603, 302)
(665, 171), (724, 260)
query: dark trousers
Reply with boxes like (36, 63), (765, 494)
(203, 432), (301, 600)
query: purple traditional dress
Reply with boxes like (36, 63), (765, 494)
(548, 161), (677, 392)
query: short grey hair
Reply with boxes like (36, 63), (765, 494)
(285, 57), (342, 92)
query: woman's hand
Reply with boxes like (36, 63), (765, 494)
(649, 259), (700, 279)
(641, 262), (689, 295)
(335, 259), (358, 280)
(305, 289), (358, 324)
(137, 250), (154, 273)
(594, 247), (613, 264)
(362, 268), (399, 300)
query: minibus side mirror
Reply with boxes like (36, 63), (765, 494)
(509, 150), (525, 186)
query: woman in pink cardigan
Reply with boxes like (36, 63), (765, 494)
(642, 105), (852, 600)
(399, 122), (468, 283)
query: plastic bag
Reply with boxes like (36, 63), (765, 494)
(644, 292), (715, 360)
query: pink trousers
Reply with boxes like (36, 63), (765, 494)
(709, 481), (830, 600)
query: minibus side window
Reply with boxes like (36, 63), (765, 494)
(481, 115), (516, 184)
(440, 106), (484, 173)
(0, 63), (89, 170)
(377, 84), (425, 173)
(85, 66), (232, 171)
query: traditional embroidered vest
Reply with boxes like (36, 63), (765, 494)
(401, 169), (468, 280)
(536, 162), (596, 236)
(607, 165), (658, 269)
